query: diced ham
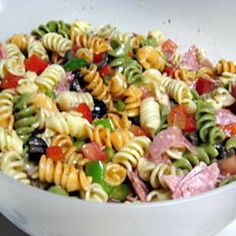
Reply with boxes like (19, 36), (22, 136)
(54, 72), (74, 95)
(148, 126), (196, 163)
(181, 45), (214, 70)
(216, 109), (236, 126)
(127, 171), (148, 202)
(162, 162), (220, 199)
(0, 43), (5, 59)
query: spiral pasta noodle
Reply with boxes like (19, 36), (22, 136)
(70, 19), (91, 43)
(107, 112), (131, 130)
(86, 125), (133, 151)
(108, 71), (127, 100)
(104, 162), (127, 186)
(146, 189), (171, 202)
(140, 97), (161, 136)
(31, 20), (70, 39)
(204, 87), (235, 109)
(173, 144), (219, 171)
(94, 24), (116, 40)
(113, 136), (151, 171)
(0, 151), (30, 184)
(13, 93), (38, 144)
(0, 89), (16, 129)
(81, 64), (111, 105)
(216, 59), (236, 75)
(36, 64), (65, 91)
(56, 91), (94, 111)
(82, 183), (108, 202)
(38, 155), (81, 192)
(74, 33), (109, 55)
(75, 48), (93, 62)
(136, 46), (165, 72)
(195, 101), (225, 144)
(137, 158), (181, 189)
(27, 39), (49, 61)
(0, 127), (23, 154)
(174, 69), (197, 83)
(4, 43), (25, 76)
(123, 85), (142, 117)
(7, 34), (33, 52)
(197, 66), (215, 80)
(46, 111), (91, 139)
(16, 71), (39, 95)
(42, 32), (72, 57)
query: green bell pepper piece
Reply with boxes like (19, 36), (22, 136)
(94, 118), (114, 131)
(116, 100), (126, 111)
(48, 186), (69, 196)
(109, 184), (131, 202)
(85, 161), (105, 183)
(104, 147), (115, 161)
(63, 58), (88, 72)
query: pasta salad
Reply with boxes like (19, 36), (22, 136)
(0, 19), (236, 203)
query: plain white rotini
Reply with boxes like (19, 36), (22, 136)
(146, 189), (171, 202)
(0, 89), (16, 129)
(219, 72), (236, 85)
(46, 111), (92, 139)
(70, 19), (91, 43)
(143, 68), (170, 107)
(161, 74), (196, 112)
(4, 43), (25, 76)
(137, 158), (181, 189)
(165, 147), (185, 160)
(83, 183), (108, 202)
(93, 24), (117, 39)
(0, 59), (7, 78)
(0, 151), (30, 184)
(27, 39), (49, 61)
(0, 127), (23, 154)
(17, 71), (39, 95)
(36, 64), (65, 91)
(204, 87), (235, 109)
(140, 97), (161, 136)
(42, 32), (72, 57)
(113, 136), (151, 172)
(56, 91), (94, 110)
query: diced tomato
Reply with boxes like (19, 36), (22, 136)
(76, 103), (92, 123)
(127, 51), (133, 57)
(0, 72), (23, 89)
(0, 43), (5, 59)
(129, 124), (151, 137)
(24, 54), (48, 75)
(221, 124), (236, 138)
(140, 86), (153, 100)
(72, 45), (79, 53)
(168, 104), (196, 132)
(231, 83), (236, 99)
(163, 62), (178, 77)
(46, 146), (63, 162)
(82, 142), (108, 161)
(162, 39), (177, 55)
(98, 65), (113, 78)
(195, 78), (215, 95)
(93, 52), (106, 64)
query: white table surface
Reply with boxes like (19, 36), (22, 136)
(0, 213), (235, 236)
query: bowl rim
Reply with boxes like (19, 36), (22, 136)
(1, 173), (236, 209)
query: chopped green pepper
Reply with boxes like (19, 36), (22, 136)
(48, 185), (69, 196)
(141, 37), (158, 48)
(109, 184), (131, 201)
(116, 100), (126, 111)
(103, 75), (111, 85)
(73, 139), (86, 150)
(85, 161), (105, 183)
(100, 180), (114, 195)
(94, 118), (114, 131)
(44, 90), (56, 99)
(104, 147), (115, 161)
(63, 58), (88, 72)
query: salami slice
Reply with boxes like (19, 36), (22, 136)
(148, 126), (196, 162)
(127, 171), (148, 202)
(162, 162), (220, 199)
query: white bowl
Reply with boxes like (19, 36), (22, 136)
(0, 0), (236, 235)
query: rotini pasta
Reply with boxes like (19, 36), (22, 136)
(0, 151), (30, 184)
(113, 136), (151, 171)
(140, 97), (161, 136)
(42, 33), (72, 57)
(27, 39), (49, 61)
